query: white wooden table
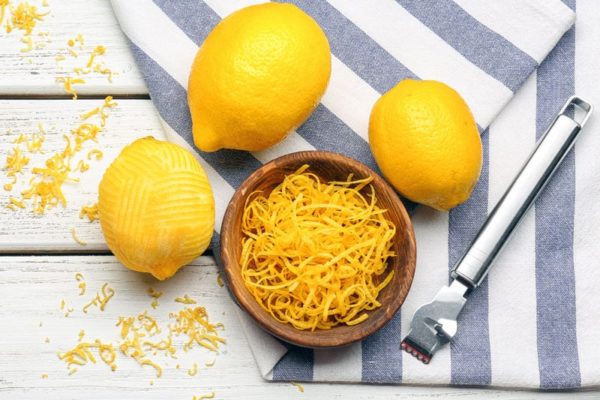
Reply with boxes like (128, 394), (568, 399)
(0, 1), (597, 399)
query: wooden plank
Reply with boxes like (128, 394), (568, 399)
(0, 99), (166, 252)
(0, 0), (146, 96)
(0, 254), (592, 400)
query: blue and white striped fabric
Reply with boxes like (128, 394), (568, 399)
(110, 0), (600, 389)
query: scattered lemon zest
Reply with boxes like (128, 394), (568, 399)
(75, 159), (89, 172)
(9, 196), (25, 208)
(10, 2), (48, 35)
(80, 107), (99, 120)
(79, 202), (98, 222)
(78, 329), (85, 342)
(58, 339), (117, 372)
(83, 283), (115, 313)
(291, 382), (305, 393)
(54, 54), (65, 62)
(99, 96), (118, 127)
(93, 62), (114, 83)
(187, 362), (198, 376)
(20, 34), (33, 52)
(117, 311), (172, 378)
(241, 165), (396, 330)
(204, 358), (216, 367)
(148, 287), (163, 309)
(67, 47), (77, 58)
(8, 100), (115, 214)
(60, 298), (65, 310)
(0, 0), (8, 25)
(169, 306), (226, 352)
(3, 144), (30, 189)
(56, 76), (84, 100)
(216, 273), (224, 287)
(174, 294), (197, 305)
(87, 149), (103, 160)
(75, 272), (86, 295)
(193, 393), (215, 400)
(70, 227), (86, 246)
(86, 45), (105, 68)
(41, 373), (48, 379)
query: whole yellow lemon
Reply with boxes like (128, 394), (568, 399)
(98, 137), (215, 280)
(188, 3), (331, 152)
(369, 80), (482, 210)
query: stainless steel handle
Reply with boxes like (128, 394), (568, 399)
(451, 96), (593, 288)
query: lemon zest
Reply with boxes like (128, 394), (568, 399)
(20, 34), (32, 52)
(193, 393), (215, 400)
(174, 294), (196, 305)
(240, 165), (396, 330)
(10, 2), (48, 34)
(291, 382), (305, 393)
(58, 339), (117, 372)
(83, 283), (115, 313)
(147, 287), (163, 309)
(80, 107), (99, 120)
(87, 149), (103, 160)
(187, 362), (198, 376)
(75, 272), (86, 295)
(79, 202), (99, 222)
(70, 227), (86, 246)
(56, 76), (84, 100)
(204, 358), (216, 367)
(9, 196), (25, 208)
(86, 45), (105, 68)
(169, 306), (226, 352)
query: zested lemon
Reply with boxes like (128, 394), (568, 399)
(98, 137), (215, 280)
(369, 80), (482, 210)
(188, 3), (331, 152)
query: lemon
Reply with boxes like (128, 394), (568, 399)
(99, 137), (215, 280)
(188, 3), (331, 152)
(369, 80), (482, 210)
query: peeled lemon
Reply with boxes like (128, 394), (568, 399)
(369, 80), (482, 210)
(188, 3), (331, 152)
(98, 137), (215, 280)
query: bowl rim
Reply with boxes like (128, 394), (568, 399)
(220, 150), (417, 348)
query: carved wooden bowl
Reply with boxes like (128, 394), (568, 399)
(220, 151), (416, 348)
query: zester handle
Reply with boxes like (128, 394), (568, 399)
(451, 96), (593, 288)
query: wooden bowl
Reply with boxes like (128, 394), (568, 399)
(221, 151), (416, 348)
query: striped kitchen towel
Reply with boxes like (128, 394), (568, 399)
(110, 0), (598, 389)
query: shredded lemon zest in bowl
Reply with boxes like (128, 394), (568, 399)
(240, 165), (396, 330)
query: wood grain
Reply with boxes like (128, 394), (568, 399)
(0, 99), (166, 252)
(221, 151), (416, 348)
(0, 0), (146, 96)
(0, 255), (593, 400)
